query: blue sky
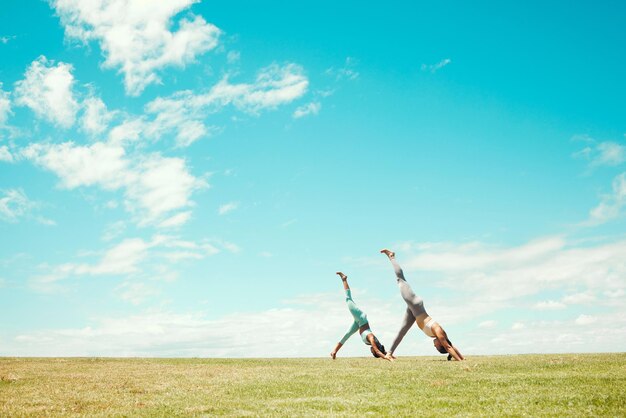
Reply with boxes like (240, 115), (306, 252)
(1, 1), (625, 357)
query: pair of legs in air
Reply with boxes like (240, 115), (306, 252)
(381, 249), (464, 361)
(330, 272), (392, 361)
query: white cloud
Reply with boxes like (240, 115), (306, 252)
(281, 218), (297, 228)
(421, 58), (451, 73)
(63, 238), (150, 278)
(5, 292), (626, 357)
(174, 120), (210, 147)
(325, 57), (359, 81)
(31, 235), (233, 290)
(107, 118), (145, 145)
(561, 292), (595, 305)
(594, 142), (626, 166)
(292, 101), (320, 119)
(217, 240), (240, 253)
(30, 237), (161, 291)
(483, 312), (626, 354)
(533, 292), (596, 311)
(226, 50), (240, 64)
(0, 83), (11, 124)
(575, 314), (596, 326)
(143, 63), (307, 146)
(218, 202), (238, 215)
(405, 236), (566, 273)
(399, 235), (626, 319)
(2, 292), (394, 357)
(533, 300), (566, 310)
(478, 320), (497, 328)
(158, 211), (192, 228)
(573, 137), (626, 167)
(127, 155), (205, 225)
(115, 282), (160, 305)
(162, 239), (220, 260)
(102, 221), (126, 242)
(81, 96), (113, 135)
(52, 0), (221, 95)
(0, 189), (34, 222)
(22, 141), (128, 190)
(589, 172), (626, 224)
(0, 145), (13, 163)
(13, 56), (79, 128)
(81, 238), (151, 275)
(22, 141), (205, 227)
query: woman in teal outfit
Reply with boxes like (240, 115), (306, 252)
(330, 272), (393, 361)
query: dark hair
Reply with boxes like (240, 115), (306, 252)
(370, 337), (387, 358)
(435, 337), (453, 354)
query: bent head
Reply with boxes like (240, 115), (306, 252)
(433, 337), (451, 354)
(370, 336), (387, 358)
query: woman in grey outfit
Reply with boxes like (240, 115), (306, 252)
(381, 248), (464, 361)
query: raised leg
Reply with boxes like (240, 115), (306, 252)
(381, 249), (424, 317)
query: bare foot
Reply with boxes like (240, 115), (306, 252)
(336, 272), (347, 281)
(380, 248), (395, 258)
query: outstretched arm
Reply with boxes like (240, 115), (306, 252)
(434, 326), (464, 361)
(389, 308), (415, 356)
(330, 342), (343, 359)
(331, 321), (359, 358)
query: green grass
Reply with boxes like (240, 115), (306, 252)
(1, 354), (625, 416)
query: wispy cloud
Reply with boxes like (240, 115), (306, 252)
(0, 189), (34, 222)
(115, 282), (160, 305)
(325, 57), (359, 81)
(158, 211), (192, 228)
(218, 202), (238, 215)
(101, 221), (126, 242)
(143, 63), (308, 147)
(0, 145), (13, 163)
(0, 189), (53, 225)
(30, 235), (237, 292)
(588, 172), (626, 224)
(0, 83), (11, 125)
(573, 135), (626, 167)
(533, 300), (566, 310)
(421, 58), (451, 73)
(0, 35), (16, 44)
(13, 56), (79, 128)
(281, 218), (297, 228)
(293, 101), (320, 119)
(51, 0), (221, 95)
(226, 50), (240, 64)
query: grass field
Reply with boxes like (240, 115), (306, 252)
(1, 353), (625, 416)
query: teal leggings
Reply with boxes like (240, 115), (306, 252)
(340, 289), (371, 345)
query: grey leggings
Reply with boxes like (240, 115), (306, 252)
(389, 258), (427, 354)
